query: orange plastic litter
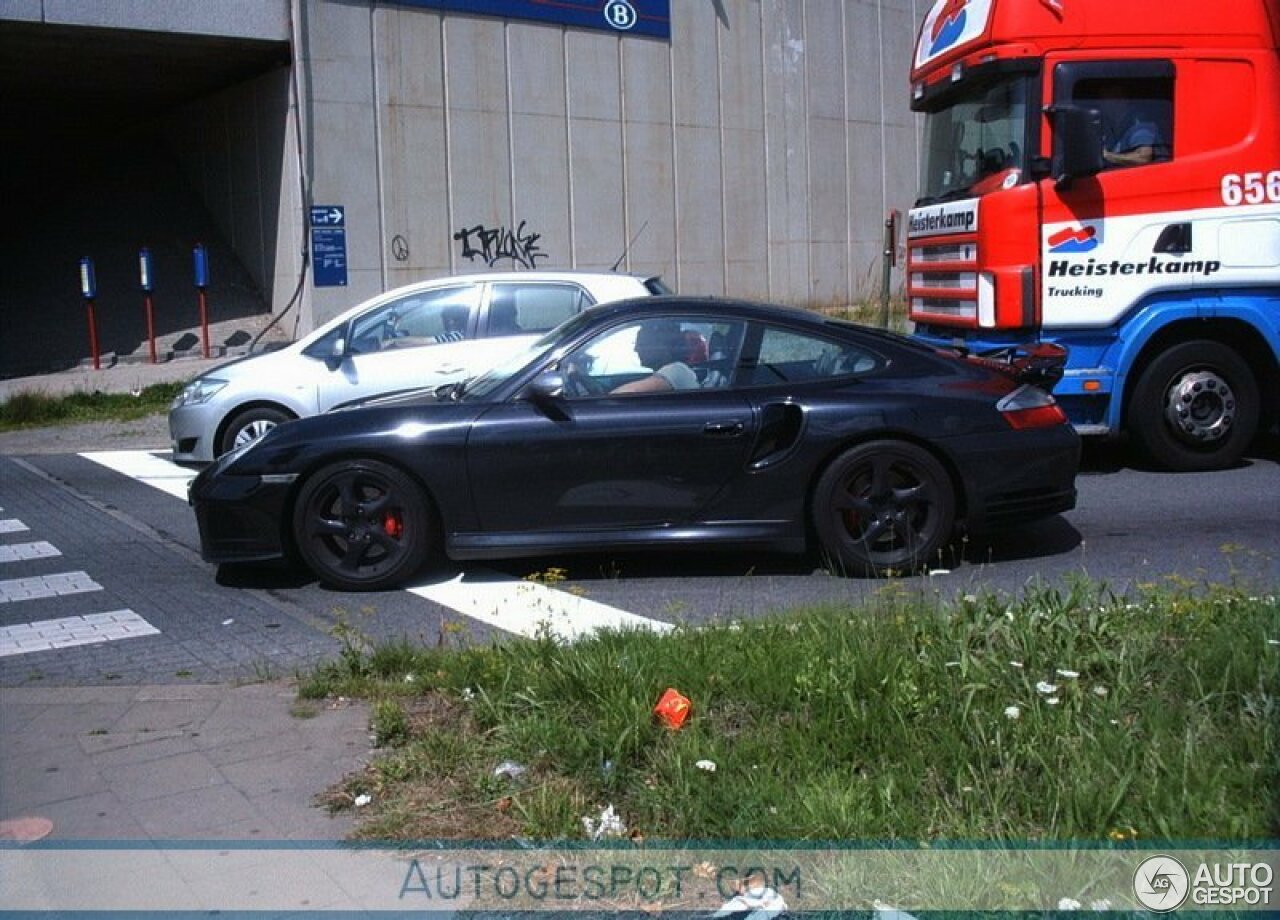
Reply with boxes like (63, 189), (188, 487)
(653, 687), (692, 729)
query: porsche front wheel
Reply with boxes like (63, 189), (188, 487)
(292, 460), (433, 591)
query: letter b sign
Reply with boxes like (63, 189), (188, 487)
(605, 0), (637, 30)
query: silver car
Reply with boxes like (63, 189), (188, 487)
(169, 270), (668, 463)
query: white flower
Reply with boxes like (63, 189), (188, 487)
(1092, 685), (1109, 698)
(461, 687), (476, 701)
(1058, 897), (1082, 911)
(354, 793), (372, 807)
(1055, 668), (1080, 679)
(1035, 681), (1058, 694)
(404, 673), (416, 683)
(1004, 705), (1021, 720)
(695, 759), (717, 773)
(1046, 696), (1061, 706)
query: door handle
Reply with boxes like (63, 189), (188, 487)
(703, 420), (745, 437)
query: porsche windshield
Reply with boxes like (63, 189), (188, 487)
(917, 74), (1031, 204)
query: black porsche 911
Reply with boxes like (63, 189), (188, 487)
(189, 297), (1079, 590)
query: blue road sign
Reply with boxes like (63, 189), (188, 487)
(310, 205), (347, 287)
(389, 0), (671, 40)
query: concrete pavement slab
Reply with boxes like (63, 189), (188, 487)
(0, 681), (371, 841)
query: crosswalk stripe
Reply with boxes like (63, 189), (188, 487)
(79, 450), (197, 500)
(0, 571), (102, 604)
(0, 541), (62, 564)
(0, 609), (159, 657)
(407, 571), (670, 642)
(0, 519), (31, 534)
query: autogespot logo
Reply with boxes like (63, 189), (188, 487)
(1134, 855), (1190, 912)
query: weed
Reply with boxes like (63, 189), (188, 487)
(301, 579), (1277, 842)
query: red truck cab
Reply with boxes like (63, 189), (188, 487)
(907, 0), (1280, 471)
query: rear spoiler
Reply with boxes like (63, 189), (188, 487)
(948, 342), (1068, 393)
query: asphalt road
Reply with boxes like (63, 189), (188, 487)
(1, 428), (1277, 686)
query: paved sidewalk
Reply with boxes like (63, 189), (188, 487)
(0, 342), (383, 847)
(0, 681), (370, 841)
(0, 353), (228, 403)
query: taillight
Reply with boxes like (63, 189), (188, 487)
(997, 384), (1068, 430)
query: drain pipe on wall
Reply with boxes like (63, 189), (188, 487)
(251, 0), (312, 352)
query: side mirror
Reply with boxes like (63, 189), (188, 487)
(1045, 104), (1104, 187)
(330, 336), (347, 358)
(526, 371), (566, 402)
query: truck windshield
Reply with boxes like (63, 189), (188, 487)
(917, 75), (1031, 204)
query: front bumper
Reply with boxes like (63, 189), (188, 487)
(189, 466), (294, 564)
(169, 402), (222, 464)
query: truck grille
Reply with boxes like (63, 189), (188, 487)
(909, 239), (978, 323)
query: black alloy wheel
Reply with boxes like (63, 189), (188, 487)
(812, 440), (956, 577)
(292, 460), (433, 591)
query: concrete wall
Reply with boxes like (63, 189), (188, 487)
(0, 0), (287, 38)
(160, 0), (924, 333)
(161, 68), (306, 339)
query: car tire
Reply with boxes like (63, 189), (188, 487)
(219, 406), (293, 457)
(1128, 340), (1259, 472)
(812, 440), (955, 577)
(292, 460), (434, 591)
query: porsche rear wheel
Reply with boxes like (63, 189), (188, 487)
(292, 460), (433, 591)
(812, 440), (955, 577)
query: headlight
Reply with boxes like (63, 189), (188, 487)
(172, 377), (228, 408)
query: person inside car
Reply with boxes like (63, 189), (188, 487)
(611, 320), (700, 394)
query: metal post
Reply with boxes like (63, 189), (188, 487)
(193, 244), (211, 359)
(880, 210), (899, 329)
(139, 247), (157, 363)
(79, 257), (100, 370)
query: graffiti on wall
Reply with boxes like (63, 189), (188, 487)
(454, 220), (548, 269)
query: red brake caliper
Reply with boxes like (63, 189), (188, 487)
(383, 511), (404, 540)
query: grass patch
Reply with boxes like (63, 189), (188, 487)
(312, 578), (1278, 842)
(0, 382), (184, 431)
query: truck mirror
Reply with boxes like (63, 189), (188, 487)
(1045, 104), (1104, 186)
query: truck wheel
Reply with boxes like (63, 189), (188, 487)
(219, 406), (292, 457)
(1129, 340), (1258, 472)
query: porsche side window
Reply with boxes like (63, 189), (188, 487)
(741, 327), (882, 386)
(559, 318), (746, 397)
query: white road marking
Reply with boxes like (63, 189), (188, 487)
(0, 541), (62, 564)
(0, 519), (30, 534)
(407, 572), (671, 642)
(0, 571), (102, 603)
(0, 609), (159, 657)
(79, 450), (196, 500)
